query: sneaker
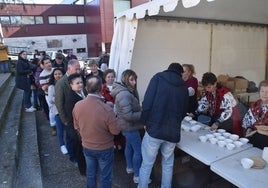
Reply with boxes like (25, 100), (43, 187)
(133, 176), (152, 184)
(133, 176), (139, 184)
(126, 168), (134, 174)
(25, 106), (36, 112)
(60, 145), (68, 155)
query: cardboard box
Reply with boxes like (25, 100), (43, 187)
(221, 80), (235, 93)
(217, 75), (235, 92)
(217, 75), (248, 93)
(217, 75), (230, 83)
(234, 78), (248, 93)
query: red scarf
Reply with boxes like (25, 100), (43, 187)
(205, 85), (229, 116)
(250, 99), (268, 130)
(101, 84), (115, 103)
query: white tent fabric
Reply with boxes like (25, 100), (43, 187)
(109, 0), (216, 81)
(109, 17), (138, 81)
(116, 0), (179, 20)
(0, 23), (4, 43)
(109, 0), (180, 81)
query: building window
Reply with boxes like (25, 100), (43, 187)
(0, 16), (10, 25)
(48, 16), (85, 24)
(47, 40), (62, 48)
(77, 48), (86, 53)
(48, 16), (56, 24)
(10, 16), (21, 24)
(1, 16), (43, 25)
(57, 16), (77, 24)
(35, 16), (43, 24)
(77, 16), (84, 23)
(21, 16), (35, 25)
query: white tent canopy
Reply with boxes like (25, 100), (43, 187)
(0, 23), (4, 43)
(116, 0), (268, 24)
(109, 0), (268, 99)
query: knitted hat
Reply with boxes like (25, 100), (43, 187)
(168, 63), (183, 75)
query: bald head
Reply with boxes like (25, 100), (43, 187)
(86, 76), (102, 94)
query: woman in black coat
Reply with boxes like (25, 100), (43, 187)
(15, 51), (36, 112)
(64, 73), (86, 175)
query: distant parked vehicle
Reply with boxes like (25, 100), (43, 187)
(46, 50), (67, 60)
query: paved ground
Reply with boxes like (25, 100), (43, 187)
(37, 110), (162, 188)
(36, 110), (235, 188)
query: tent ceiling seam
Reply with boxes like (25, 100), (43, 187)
(144, 16), (268, 28)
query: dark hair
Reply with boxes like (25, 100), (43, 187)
(18, 50), (27, 60)
(19, 50), (26, 56)
(48, 68), (64, 85)
(68, 73), (82, 84)
(201, 72), (217, 86)
(168, 62), (183, 75)
(103, 69), (116, 80)
(86, 75), (102, 94)
(55, 53), (64, 59)
(40, 56), (51, 65)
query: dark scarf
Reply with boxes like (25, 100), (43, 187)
(205, 85), (229, 116)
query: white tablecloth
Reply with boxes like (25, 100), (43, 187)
(176, 120), (252, 165)
(210, 147), (268, 188)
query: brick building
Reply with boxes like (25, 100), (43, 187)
(0, 0), (148, 58)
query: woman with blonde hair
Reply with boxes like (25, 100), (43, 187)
(111, 69), (143, 184)
(182, 64), (198, 114)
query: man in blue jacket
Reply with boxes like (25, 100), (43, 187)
(138, 63), (188, 188)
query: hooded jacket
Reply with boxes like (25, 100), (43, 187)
(15, 56), (35, 91)
(111, 82), (143, 131)
(141, 70), (188, 143)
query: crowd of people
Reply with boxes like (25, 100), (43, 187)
(13, 49), (268, 188)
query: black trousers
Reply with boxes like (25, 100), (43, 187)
(249, 133), (268, 149)
(66, 126), (86, 175)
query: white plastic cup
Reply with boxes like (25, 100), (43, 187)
(241, 158), (254, 169)
(262, 147), (268, 163)
(199, 136), (207, 142)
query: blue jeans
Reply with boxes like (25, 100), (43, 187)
(31, 88), (39, 107)
(0, 61), (9, 73)
(55, 114), (68, 146)
(83, 147), (114, 188)
(138, 132), (176, 188)
(122, 130), (142, 177)
(23, 89), (32, 108)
